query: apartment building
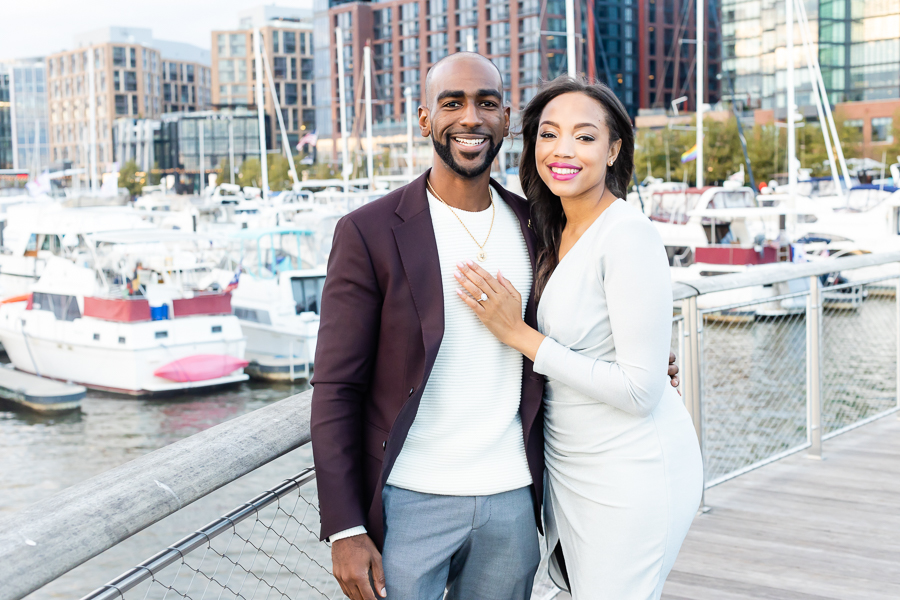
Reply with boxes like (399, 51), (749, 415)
(0, 58), (50, 171)
(325, 0), (589, 142)
(640, 0), (721, 111)
(45, 27), (211, 172)
(211, 4), (317, 150)
(156, 40), (213, 113)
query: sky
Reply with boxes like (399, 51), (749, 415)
(0, 0), (289, 59)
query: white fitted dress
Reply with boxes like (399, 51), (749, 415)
(534, 199), (703, 600)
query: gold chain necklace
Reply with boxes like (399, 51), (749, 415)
(426, 178), (495, 262)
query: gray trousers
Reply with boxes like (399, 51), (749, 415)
(381, 485), (540, 600)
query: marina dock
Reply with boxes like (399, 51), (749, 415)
(0, 366), (84, 413)
(661, 414), (900, 600)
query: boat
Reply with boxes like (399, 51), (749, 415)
(217, 227), (324, 381)
(0, 204), (153, 298)
(0, 242), (248, 395)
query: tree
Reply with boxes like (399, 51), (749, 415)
(832, 108), (864, 159)
(216, 158), (235, 186)
(118, 160), (143, 197)
(237, 158), (262, 188)
(883, 108), (900, 168)
(746, 125), (780, 185)
(267, 154), (293, 191)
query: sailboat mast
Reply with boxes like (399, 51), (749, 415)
(364, 45), (375, 189)
(87, 48), (99, 194)
(786, 0), (797, 198)
(336, 27), (351, 190)
(696, 0), (704, 188)
(254, 28), (270, 200)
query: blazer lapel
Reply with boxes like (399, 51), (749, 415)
(491, 180), (538, 328)
(393, 170), (445, 375)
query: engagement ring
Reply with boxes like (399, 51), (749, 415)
(478, 293), (488, 303)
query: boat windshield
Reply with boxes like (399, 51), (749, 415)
(709, 190), (756, 209)
(291, 275), (325, 314)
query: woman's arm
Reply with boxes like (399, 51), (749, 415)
(533, 217), (674, 417)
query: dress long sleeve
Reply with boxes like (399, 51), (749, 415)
(533, 214), (674, 418)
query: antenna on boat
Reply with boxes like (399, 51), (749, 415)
(253, 28), (270, 201)
(696, 0), (704, 188)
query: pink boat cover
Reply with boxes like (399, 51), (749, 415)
(695, 245), (790, 266)
(154, 354), (249, 382)
(172, 293), (232, 318)
(84, 297), (152, 322)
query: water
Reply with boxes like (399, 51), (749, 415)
(0, 378), (317, 599)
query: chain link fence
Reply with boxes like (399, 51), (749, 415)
(82, 468), (562, 600)
(689, 275), (898, 487)
(821, 278), (898, 437)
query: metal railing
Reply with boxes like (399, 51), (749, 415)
(1, 251), (899, 600)
(674, 251), (900, 494)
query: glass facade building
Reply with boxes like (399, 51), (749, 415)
(0, 59), (50, 171)
(722, 0), (900, 110)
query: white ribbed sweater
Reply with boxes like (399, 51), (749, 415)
(331, 188), (534, 541)
(386, 188), (534, 494)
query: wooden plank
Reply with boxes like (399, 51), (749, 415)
(660, 415), (900, 599)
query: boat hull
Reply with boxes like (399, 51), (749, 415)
(0, 308), (248, 394)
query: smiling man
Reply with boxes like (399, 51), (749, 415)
(310, 53), (545, 600)
(311, 54), (674, 600)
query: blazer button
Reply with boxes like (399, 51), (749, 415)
(382, 441), (387, 451)
(408, 387), (415, 397)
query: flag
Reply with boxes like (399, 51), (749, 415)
(224, 268), (241, 293)
(681, 144), (698, 164)
(296, 130), (318, 151)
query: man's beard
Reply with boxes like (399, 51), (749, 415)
(432, 132), (504, 178)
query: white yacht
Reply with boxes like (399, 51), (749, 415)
(220, 227), (324, 381)
(0, 256), (248, 395)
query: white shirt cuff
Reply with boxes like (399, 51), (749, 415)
(533, 336), (567, 379)
(328, 526), (367, 543)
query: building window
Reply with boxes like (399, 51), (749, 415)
(163, 83), (172, 102)
(113, 47), (126, 67)
(273, 30), (280, 54)
(130, 48), (136, 68)
(131, 95), (138, 115)
(114, 71), (121, 91)
(285, 83), (297, 105)
(301, 58), (314, 80)
(169, 62), (178, 81)
(125, 71), (137, 92)
(115, 94), (127, 115)
(290, 57), (297, 79)
(844, 119), (864, 136)
(274, 56), (287, 78)
(284, 31), (296, 54)
(872, 117), (893, 142)
(186, 64), (195, 83)
(181, 85), (189, 103)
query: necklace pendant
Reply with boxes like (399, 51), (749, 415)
(477, 251), (487, 262)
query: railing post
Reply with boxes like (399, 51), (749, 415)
(806, 276), (823, 459)
(896, 277), (899, 418)
(682, 295), (708, 511)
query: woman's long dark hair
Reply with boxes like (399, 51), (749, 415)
(519, 77), (635, 301)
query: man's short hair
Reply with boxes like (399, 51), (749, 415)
(424, 52), (504, 106)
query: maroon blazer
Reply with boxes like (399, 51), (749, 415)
(310, 170), (545, 550)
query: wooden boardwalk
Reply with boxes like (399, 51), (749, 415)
(555, 414), (900, 600)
